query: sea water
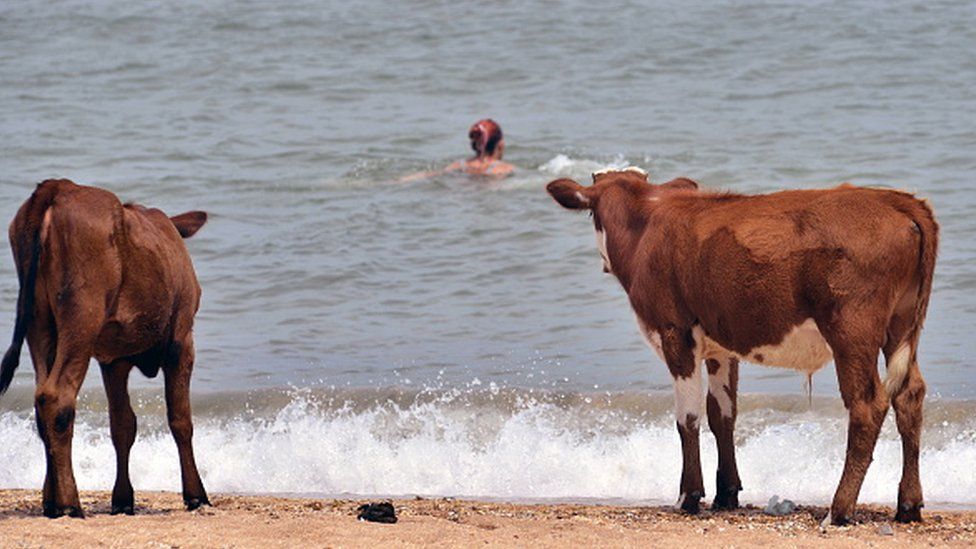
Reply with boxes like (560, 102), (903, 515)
(0, 0), (974, 506)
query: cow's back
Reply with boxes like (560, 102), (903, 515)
(36, 180), (126, 307)
(660, 186), (932, 356)
(119, 203), (201, 304)
(24, 180), (200, 363)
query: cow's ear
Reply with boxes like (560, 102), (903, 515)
(546, 179), (593, 210)
(659, 177), (699, 191)
(170, 211), (207, 238)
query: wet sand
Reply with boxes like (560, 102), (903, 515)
(1, 490), (975, 547)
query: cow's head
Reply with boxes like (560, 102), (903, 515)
(546, 167), (698, 273)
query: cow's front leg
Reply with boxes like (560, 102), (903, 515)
(101, 361), (137, 515)
(662, 327), (704, 513)
(164, 338), (210, 510)
(707, 356), (741, 510)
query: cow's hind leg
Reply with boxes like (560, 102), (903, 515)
(662, 328), (705, 513)
(100, 361), (137, 515)
(26, 315), (57, 515)
(886, 344), (925, 523)
(706, 356), (741, 510)
(34, 348), (90, 518)
(826, 340), (888, 525)
(163, 338), (209, 510)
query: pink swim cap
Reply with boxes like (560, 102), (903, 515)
(469, 119), (503, 155)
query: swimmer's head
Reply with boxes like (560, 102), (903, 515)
(469, 119), (504, 157)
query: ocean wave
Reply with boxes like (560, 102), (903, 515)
(536, 154), (632, 180)
(1, 389), (974, 507)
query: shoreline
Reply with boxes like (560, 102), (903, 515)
(164, 490), (976, 513)
(2, 490), (975, 547)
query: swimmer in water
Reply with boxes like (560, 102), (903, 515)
(402, 119), (515, 181)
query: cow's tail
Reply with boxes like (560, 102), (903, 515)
(883, 196), (939, 399)
(1, 182), (59, 396)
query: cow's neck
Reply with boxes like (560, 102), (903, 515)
(598, 201), (649, 292)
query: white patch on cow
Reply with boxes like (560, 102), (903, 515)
(634, 316), (665, 363)
(707, 356), (734, 419)
(691, 325), (707, 363)
(574, 191), (589, 206)
(696, 319), (833, 374)
(675, 492), (687, 509)
(594, 228), (611, 272)
(636, 323), (706, 429)
(674, 366), (703, 429)
(884, 342), (912, 398)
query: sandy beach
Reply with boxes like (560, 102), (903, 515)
(1, 490), (974, 548)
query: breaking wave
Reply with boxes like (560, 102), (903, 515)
(1, 387), (974, 507)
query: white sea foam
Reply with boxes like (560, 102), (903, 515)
(537, 154), (632, 180)
(1, 394), (974, 507)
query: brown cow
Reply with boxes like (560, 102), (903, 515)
(0, 179), (209, 518)
(547, 168), (937, 525)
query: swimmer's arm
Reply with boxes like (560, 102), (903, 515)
(398, 170), (439, 182)
(488, 161), (515, 177)
(398, 161), (464, 182)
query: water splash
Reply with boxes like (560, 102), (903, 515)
(1, 389), (974, 507)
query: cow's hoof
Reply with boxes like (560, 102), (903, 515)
(185, 496), (211, 511)
(711, 491), (740, 511)
(45, 505), (84, 519)
(111, 504), (135, 516)
(111, 494), (135, 516)
(678, 491), (703, 514)
(827, 511), (851, 526)
(895, 504), (923, 523)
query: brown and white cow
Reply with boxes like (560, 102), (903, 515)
(547, 168), (938, 525)
(0, 179), (209, 518)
